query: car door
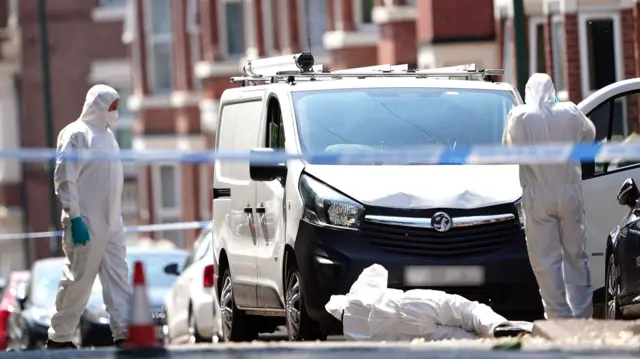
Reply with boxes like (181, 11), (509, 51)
(213, 95), (265, 308)
(578, 79), (640, 292)
(255, 95), (287, 309)
(168, 229), (209, 340)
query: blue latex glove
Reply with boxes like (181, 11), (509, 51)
(70, 217), (90, 246)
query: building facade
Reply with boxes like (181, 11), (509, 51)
(0, 0), (137, 276)
(496, 0), (640, 143)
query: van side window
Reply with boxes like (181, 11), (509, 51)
(267, 98), (285, 149)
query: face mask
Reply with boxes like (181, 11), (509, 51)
(106, 111), (119, 128)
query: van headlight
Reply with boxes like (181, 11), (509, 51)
(299, 174), (364, 230)
(514, 199), (524, 228)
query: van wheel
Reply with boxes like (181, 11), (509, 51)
(285, 260), (327, 341)
(219, 268), (259, 342)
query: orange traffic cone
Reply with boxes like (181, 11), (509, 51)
(118, 261), (167, 357)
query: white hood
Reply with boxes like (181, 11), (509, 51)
(304, 164), (522, 208)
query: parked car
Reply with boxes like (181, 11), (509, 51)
(0, 271), (31, 350)
(163, 224), (223, 344)
(7, 258), (65, 350)
(77, 246), (189, 347)
(605, 178), (640, 320)
(213, 54), (640, 341)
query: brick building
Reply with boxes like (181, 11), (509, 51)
(0, 0), (137, 276)
(495, 0), (640, 142)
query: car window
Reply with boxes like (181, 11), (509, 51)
(126, 252), (189, 288)
(183, 228), (211, 269)
(584, 90), (640, 177)
(30, 261), (64, 308)
(292, 87), (516, 153)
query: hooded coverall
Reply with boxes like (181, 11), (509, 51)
(48, 85), (132, 343)
(325, 264), (515, 341)
(502, 73), (596, 319)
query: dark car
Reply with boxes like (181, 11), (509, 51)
(606, 178), (640, 320)
(78, 247), (188, 347)
(7, 258), (66, 350)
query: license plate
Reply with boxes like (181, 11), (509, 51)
(404, 265), (485, 286)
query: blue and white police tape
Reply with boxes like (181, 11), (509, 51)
(0, 142), (635, 164)
(0, 220), (211, 242)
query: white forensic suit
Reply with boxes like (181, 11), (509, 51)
(502, 73), (596, 319)
(48, 85), (132, 343)
(325, 265), (523, 341)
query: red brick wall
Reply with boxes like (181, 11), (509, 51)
(19, 0), (127, 259)
(563, 14), (581, 103)
(378, 20), (417, 66)
(418, 0), (495, 42)
(622, 8), (639, 134)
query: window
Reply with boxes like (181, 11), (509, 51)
(528, 18), (547, 75)
(126, 252), (189, 287)
(146, 0), (173, 93)
(100, 0), (126, 7)
(224, 0), (245, 57)
(153, 163), (182, 246)
(550, 17), (566, 95)
(302, 0), (328, 52)
(292, 88), (516, 153)
(359, 0), (375, 25)
(502, 20), (515, 85)
(579, 13), (621, 98)
(183, 228), (212, 269)
(160, 165), (178, 209)
(267, 99), (285, 149)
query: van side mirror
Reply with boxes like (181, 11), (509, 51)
(249, 148), (287, 182)
(617, 178), (640, 208)
(163, 263), (180, 276)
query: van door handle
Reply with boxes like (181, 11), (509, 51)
(243, 207), (252, 214)
(255, 207), (266, 214)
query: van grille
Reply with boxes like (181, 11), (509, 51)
(360, 219), (520, 258)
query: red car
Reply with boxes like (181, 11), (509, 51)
(0, 271), (31, 350)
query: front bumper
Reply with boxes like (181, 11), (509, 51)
(294, 219), (543, 328)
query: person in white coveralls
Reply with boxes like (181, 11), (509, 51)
(46, 85), (132, 349)
(503, 73), (596, 319)
(326, 264), (531, 341)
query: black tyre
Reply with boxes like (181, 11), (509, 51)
(219, 268), (259, 342)
(285, 259), (327, 341)
(188, 307), (207, 344)
(605, 253), (624, 320)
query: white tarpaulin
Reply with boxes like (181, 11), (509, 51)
(325, 264), (512, 341)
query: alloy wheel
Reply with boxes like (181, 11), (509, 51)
(285, 272), (301, 339)
(606, 255), (621, 319)
(220, 275), (234, 340)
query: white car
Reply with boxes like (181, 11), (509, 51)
(163, 225), (223, 344)
(212, 53), (640, 341)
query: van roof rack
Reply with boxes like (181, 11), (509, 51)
(230, 52), (504, 86)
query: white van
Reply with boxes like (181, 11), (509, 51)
(212, 53), (640, 342)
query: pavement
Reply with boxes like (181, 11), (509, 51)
(3, 320), (639, 359)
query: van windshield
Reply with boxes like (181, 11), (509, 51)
(291, 87), (516, 153)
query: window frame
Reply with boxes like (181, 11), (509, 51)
(152, 162), (182, 218)
(549, 14), (568, 100)
(144, 0), (174, 94)
(353, 0), (376, 32)
(502, 19), (515, 86)
(298, 0), (329, 54)
(187, 0), (203, 91)
(528, 16), (546, 75)
(578, 11), (623, 100)
(218, 0), (246, 59)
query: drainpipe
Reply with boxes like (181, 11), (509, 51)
(513, 0), (528, 94)
(37, 0), (59, 255)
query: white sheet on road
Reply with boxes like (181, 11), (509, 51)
(325, 264), (510, 341)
